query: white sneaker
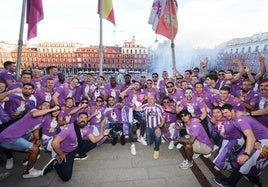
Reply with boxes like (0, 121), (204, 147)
(137, 137), (147, 146)
(192, 153), (200, 159)
(203, 153), (211, 158)
(168, 141), (174, 150)
(161, 136), (166, 143)
(176, 143), (183, 149)
(22, 168), (42, 178)
(213, 145), (219, 152)
(136, 129), (140, 138)
(5, 158), (13, 170)
(130, 144), (136, 155)
(179, 160), (193, 169)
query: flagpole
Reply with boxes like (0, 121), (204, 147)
(99, 0), (104, 76)
(16, 0), (27, 79)
(167, 0), (180, 76)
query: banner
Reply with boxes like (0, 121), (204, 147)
(26, 0), (44, 40)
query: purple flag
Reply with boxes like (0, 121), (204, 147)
(26, 0), (44, 40)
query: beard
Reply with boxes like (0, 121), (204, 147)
(78, 121), (87, 128)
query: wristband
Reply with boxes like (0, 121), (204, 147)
(242, 152), (250, 158)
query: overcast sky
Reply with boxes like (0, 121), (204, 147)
(1, 0), (268, 48)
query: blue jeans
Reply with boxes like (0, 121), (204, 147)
(146, 127), (161, 151)
(104, 122), (124, 138)
(133, 111), (146, 136)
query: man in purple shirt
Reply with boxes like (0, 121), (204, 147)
(248, 78), (268, 128)
(44, 112), (110, 181)
(34, 78), (55, 107)
(3, 83), (36, 120)
(175, 109), (213, 170)
(215, 104), (268, 187)
(41, 66), (59, 87)
(0, 102), (59, 178)
(103, 96), (129, 145)
(0, 61), (17, 87)
(211, 106), (245, 171)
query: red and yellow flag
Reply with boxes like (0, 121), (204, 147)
(97, 0), (115, 25)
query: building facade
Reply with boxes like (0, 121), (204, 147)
(0, 39), (149, 74)
(216, 32), (268, 74)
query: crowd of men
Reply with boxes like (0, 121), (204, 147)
(0, 57), (267, 186)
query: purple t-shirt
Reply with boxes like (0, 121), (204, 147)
(187, 119), (213, 149)
(34, 88), (55, 107)
(54, 85), (76, 106)
(180, 97), (206, 119)
(4, 93), (36, 120)
(88, 106), (106, 126)
(255, 95), (268, 128)
(41, 115), (60, 137)
(57, 123), (92, 153)
(212, 118), (243, 140)
(105, 85), (122, 102)
(0, 69), (16, 85)
(167, 89), (184, 102)
(0, 109), (49, 142)
(104, 104), (123, 123)
(234, 115), (268, 140)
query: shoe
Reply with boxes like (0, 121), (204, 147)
(213, 145), (219, 152)
(176, 143), (183, 149)
(74, 154), (88, 161)
(0, 171), (10, 181)
(214, 177), (229, 187)
(130, 144), (136, 155)
(192, 153), (200, 159)
(22, 168), (42, 178)
(136, 129), (140, 138)
(112, 137), (118, 145)
(203, 153), (211, 158)
(137, 137), (147, 146)
(179, 160), (193, 169)
(168, 141), (174, 150)
(5, 158), (13, 170)
(22, 154), (40, 166)
(153, 151), (159, 159)
(161, 136), (166, 143)
(120, 135), (126, 145)
(42, 158), (57, 176)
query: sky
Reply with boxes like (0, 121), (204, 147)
(1, 0), (268, 49)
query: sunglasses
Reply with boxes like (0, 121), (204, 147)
(218, 73), (224, 76)
(141, 76), (146, 78)
(96, 100), (103, 102)
(163, 101), (170, 103)
(177, 77), (183, 80)
(81, 102), (88, 104)
(180, 114), (188, 117)
(166, 85), (173, 88)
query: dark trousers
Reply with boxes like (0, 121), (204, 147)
(54, 140), (96, 181)
(228, 168), (262, 187)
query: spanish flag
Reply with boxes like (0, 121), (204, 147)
(97, 0), (116, 25)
